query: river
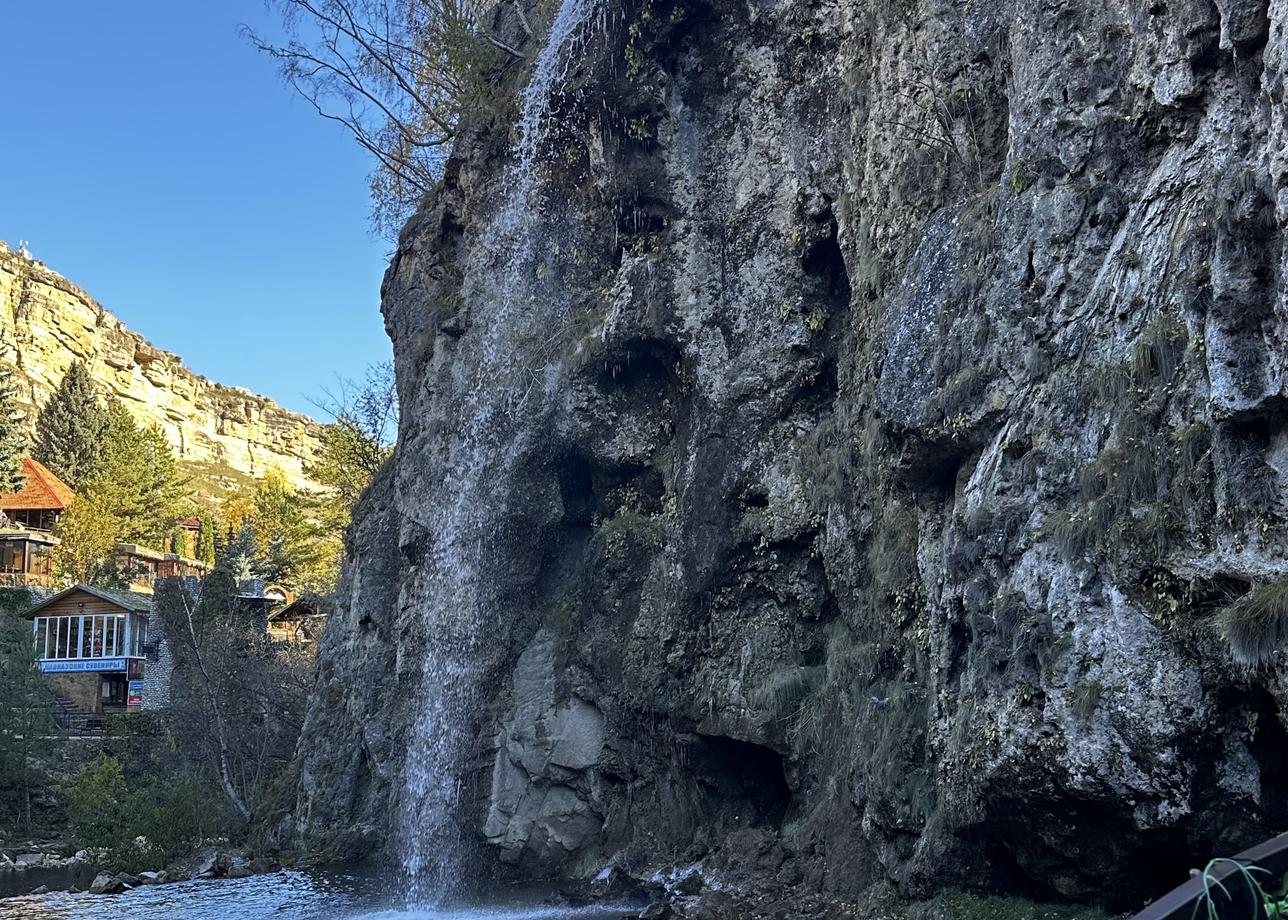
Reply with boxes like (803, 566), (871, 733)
(0, 867), (638, 920)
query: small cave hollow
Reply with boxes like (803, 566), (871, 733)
(694, 734), (792, 829)
(802, 217), (852, 310)
(558, 452), (596, 529)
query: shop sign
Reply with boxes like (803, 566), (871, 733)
(42, 658), (126, 673)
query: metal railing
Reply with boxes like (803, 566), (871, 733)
(1133, 835), (1288, 919)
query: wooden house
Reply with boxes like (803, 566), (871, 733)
(267, 596), (329, 645)
(0, 528), (58, 588)
(23, 585), (152, 715)
(0, 457), (75, 532)
(111, 543), (210, 593)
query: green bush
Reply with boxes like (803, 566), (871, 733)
(60, 754), (232, 870)
(1217, 581), (1288, 667)
(61, 755), (130, 847)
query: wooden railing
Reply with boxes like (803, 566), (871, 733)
(1133, 835), (1288, 919)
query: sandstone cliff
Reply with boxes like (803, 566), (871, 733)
(0, 242), (322, 496)
(297, 0), (1288, 910)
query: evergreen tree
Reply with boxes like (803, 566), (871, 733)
(249, 473), (337, 593)
(0, 367), (27, 494)
(197, 516), (217, 567)
(32, 360), (108, 490)
(91, 399), (189, 547)
(51, 398), (191, 581)
(0, 590), (61, 829)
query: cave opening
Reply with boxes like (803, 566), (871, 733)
(694, 734), (792, 829)
(802, 217), (852, 310)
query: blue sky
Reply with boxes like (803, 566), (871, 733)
(0, 2), (393, 417)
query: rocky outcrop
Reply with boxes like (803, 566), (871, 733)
(298, 0), (1288, 910)
(0, 242), (322, 495)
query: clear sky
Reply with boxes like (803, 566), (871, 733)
(0, 2), (393, 417)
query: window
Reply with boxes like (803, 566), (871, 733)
(0, 541), (23, 573)
(130, 616), (147, 657)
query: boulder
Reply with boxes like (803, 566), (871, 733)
(89, 872), (125, 895)
(30, 885), (48, 895)
(14, 853), (45, 869)
(189, 847), (231, 879)
(247, 856), (279, 874)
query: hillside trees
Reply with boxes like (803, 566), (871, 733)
(0, 366), (27, 493)
(52, 398), (190, 584)
(243, 0), (511, 237)
(250, 474), (338, 593)
(32, 360), (109, 490)
(95, 400), (188, 547)
(0, 590), (61, 830)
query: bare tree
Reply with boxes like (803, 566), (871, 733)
(154, 572), (314, 825)
(242, 0), (516, 237)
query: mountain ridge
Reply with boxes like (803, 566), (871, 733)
(0, 240), (322, 502)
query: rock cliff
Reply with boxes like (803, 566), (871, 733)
(297, 0), (1288, 909)
(0, 242), (322, 496)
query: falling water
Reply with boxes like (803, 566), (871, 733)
(397, 0), (601, 907)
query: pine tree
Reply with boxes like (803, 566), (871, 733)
(32, 361), (108, 490)
(197, 516), (217, 567)
(0, 367), (27, 494)
(90, 398), (189, 547)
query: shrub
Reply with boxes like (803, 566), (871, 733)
(60, 754), (232, 869)
(1217, 581), (1288, 667)
(61, 755), (130, 848)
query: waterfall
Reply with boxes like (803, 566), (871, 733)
(397, 0), (601, 906)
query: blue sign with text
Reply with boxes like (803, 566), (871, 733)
(40, 658), (127, 673)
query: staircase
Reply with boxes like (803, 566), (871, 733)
(52, 697), (103, 736)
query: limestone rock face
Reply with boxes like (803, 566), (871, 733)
(298, 0), (1288, 907)
(0, 243), (322, 494)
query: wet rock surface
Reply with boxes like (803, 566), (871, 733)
(297, 0), (1288, 909)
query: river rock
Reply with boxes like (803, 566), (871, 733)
(14, 853), (45, 869)
(189, 847), (231, 879)
(89, 872), (125, 894)
(294, 0), (1288, 910)
(247, 856), (279, 875)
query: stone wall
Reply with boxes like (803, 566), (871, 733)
(0, 243), (323, 497)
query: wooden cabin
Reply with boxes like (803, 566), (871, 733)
(111, 543), (209, 593)
(0, 457), (76, 532)
(0, 528), (58, 588)
(23, 585), (152, 715)
(267, 596), (328, 645)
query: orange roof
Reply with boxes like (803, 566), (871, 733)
(0, 458), (77, 511)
